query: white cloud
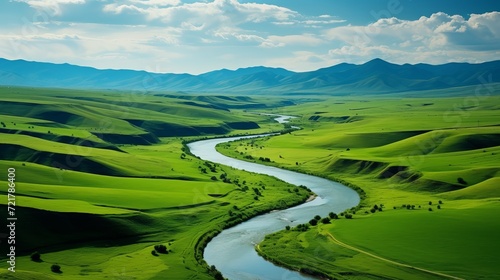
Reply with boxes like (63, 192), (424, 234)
(324, 11), (500, 63)
(261, 34), (324, 48)
(272, 16), (346, 27)
(15, 0), (86, 15)
(103, 0), (297, 29)
(128, 0), (181, 7)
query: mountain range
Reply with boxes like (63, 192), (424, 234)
(0, 58), (499, 94)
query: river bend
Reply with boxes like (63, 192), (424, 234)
(188, 125), (360, 280)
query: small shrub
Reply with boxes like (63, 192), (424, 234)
(314, 215), (321, 221)
(428, 207), (433, 211)
(51, 264), (61, 273)
(30, 252), (41, 262)
(328, 212), (338, 219)
(285, 226), (290, 230)
(154, 244), (168, 254)
(457, 177), (467, 185)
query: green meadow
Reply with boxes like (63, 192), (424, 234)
(217, 91), (500, 279)
(1, 84), (499, 279)
(0, 86), (312, 279)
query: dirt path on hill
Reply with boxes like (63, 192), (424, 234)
(325, 231), (465, 280)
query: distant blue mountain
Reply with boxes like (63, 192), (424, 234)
(0, 58), (499, 94)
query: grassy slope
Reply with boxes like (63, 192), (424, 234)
(0, 87), (311, 279)
(218, 95), (500, 279)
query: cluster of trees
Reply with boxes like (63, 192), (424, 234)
(295, 223), (310, 232)
(199, 161), (217, 173)
(395, 200), (443, 211)
(208, 265), (224, 280)
(308, 212), (342, 226)
(258, 157), (271, 162)
(151, 244), (169, 256)
(370, 204), (383, 213)
(0, 122), (36, 128)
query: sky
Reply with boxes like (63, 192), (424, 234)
(0, 0), (499, 74)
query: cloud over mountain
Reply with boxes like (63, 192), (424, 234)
(1, 1), (498, 74)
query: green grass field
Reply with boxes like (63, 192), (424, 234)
(0, 86), (311, 279)
(218, 94), (500, 279)
(1, 85), (499, 279)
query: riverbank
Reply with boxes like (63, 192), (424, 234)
(190, 134), (359, 280)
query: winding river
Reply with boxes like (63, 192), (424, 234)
(187, 117), (360, 280)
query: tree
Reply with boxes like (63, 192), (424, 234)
(51, 264), (61, 273)
(285, 225), (290, 230)
(30, 252), (41, 262)
(154, 244), (168, 254)
(309, 219), (318, 226)
(314, 215), (321, 221)
(457, 177), (467, 185)
(328, 212), (338, 219)
(321, 217), (330, 224)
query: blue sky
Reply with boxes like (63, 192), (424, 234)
(0, 0), (498, 74)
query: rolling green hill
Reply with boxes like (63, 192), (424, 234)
(0, 86), (312, 279)
(217, 95), (500, 279)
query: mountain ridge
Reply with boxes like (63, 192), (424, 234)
(0, 58), (499, 94)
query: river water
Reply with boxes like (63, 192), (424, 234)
(187, 117), (360, 280)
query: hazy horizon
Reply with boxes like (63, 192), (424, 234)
(3, 56), (500, 76)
